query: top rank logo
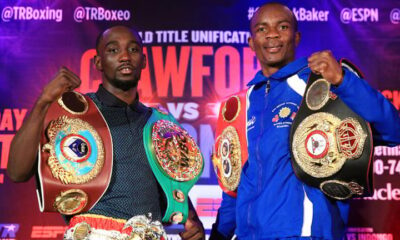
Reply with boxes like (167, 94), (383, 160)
(0, 224), (19, 239)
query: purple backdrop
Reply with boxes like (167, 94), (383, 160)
(0, 0), (399, 239)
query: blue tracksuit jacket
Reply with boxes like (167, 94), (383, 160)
(212, 57), (400, 240)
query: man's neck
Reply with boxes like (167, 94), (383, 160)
(261, 66), (280, 77)
(261, 58), (295, 77)
(103, 82), (138, 105)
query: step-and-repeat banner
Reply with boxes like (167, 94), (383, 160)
(0, 0), (399, 239)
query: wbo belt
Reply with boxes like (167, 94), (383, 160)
(37, 91), (113, 215)
(290, 59), (373, 200)
(143, 107), (204, 223)
(212, 90), (249, 197)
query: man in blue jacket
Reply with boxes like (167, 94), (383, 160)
(210, 2), (400, 240)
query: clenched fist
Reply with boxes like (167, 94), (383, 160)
(308, 50), (343, 86)
(39, 67), (81, 104)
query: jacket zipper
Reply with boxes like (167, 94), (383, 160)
(247, 80), (270, 239)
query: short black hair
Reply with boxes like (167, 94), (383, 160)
(95, 25), (143, 54)
(95, 28), (107, 54)
(249, 2), (298, 34)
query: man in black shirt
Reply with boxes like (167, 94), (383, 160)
(7, 25), (205, 240)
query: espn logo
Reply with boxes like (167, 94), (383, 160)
(31, 226), (67, 239)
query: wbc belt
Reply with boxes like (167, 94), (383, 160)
(212, 90), (249, 197)
(143, 108), (203, 223)
(37, 91), (113, 215)
(290, 59), (374, 200)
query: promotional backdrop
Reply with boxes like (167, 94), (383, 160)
(0, 0), (399, 239)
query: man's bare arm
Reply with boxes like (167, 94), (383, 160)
(7, 67), (81, 182)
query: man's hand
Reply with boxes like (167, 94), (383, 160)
(179, 209), (205, 240)
(7, 66), (81, 182)
(39, 66), (81, 105)
(308, 50), (343, 86)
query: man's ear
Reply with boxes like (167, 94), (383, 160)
(295, 31), (301, 47)
(248, 36), (255, 51)
(141, 54), (147, 69)
(94, 55), (102, 71)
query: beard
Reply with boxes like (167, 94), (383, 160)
(107, 75), (140, 91)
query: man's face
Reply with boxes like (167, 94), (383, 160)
(248, 4), (300, 71)
(95, 26), (146, 91)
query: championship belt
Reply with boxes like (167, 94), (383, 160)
(143, 108), (204, 223)
(37, 91), (113, 215)
(290, 59), (373, 200)
(212, 90), (249, 197)
(65, 214), (167, 240)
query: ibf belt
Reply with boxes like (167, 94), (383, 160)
(38, 91), (113, 215)
(290, 59), (373, 200)
(212, 90), (249, 197)
(143, 108), (203, 223)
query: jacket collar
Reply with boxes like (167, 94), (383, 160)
(247, 57), (308, 86)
